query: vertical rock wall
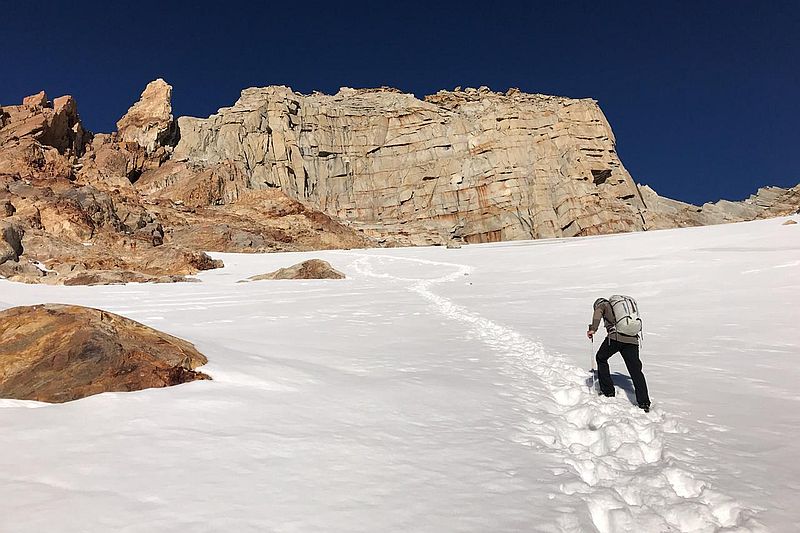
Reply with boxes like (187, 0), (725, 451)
(173, 86), (648, 244)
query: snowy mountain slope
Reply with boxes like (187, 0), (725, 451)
(0, 217), (797, 532)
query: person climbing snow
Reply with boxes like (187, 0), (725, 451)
(587, 296), (651, 412)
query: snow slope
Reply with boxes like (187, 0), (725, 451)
(0, 217), (797, 532)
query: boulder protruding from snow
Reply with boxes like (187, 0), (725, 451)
(247, 259), (345, 281)
(0, 304), (211, 403)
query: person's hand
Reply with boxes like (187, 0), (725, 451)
(587, 329), (594, 340)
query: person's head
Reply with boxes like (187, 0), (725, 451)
(593, 298), (607, 309)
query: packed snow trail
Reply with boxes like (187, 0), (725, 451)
(352, 253), (765, 533)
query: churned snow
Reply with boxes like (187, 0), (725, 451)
(0, 217), (797, 532)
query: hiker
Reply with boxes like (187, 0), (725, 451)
(587, 296), (651, 412)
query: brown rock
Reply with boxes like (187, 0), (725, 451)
(1, 200), (15, 217)
(23, 91), (48, 109)
(0, 304), (210, 403)
(247, 259), (345, 281)
(0, 221), (24, 264)
(783, 219), (797, 225)
(0, 90), (86, 183)
(60, 270), (194, 286)
(159, 189), (373, 253)
(116, 79), (176, 153)
(135, 159), (249, 207)
(39, 94), (86, 155)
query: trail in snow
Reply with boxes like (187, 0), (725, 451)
(351, 253), (765, 533)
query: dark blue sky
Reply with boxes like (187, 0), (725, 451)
(3, 0), (798, 204)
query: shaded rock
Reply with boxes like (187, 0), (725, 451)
(135, 159), (249, 207)
(60, 270), (194, 286)
(0, 90), (85, 158)
(0, 221), (23, 264)
(0, 137), (75, 181)
(136, 221), (164, 246)
(247, 259), (345, 280)
(0, 304), (210, 403)
(783, 219), (797, 225)
(77, 133), (167, 189)
(116, 79), (176, 153)
(159, 189), (373, 253)
(1, 200), (15, 217)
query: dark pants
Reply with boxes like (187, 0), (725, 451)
(596, 339), (650, 406)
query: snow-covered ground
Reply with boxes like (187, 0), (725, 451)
(0, 217), (797, 532)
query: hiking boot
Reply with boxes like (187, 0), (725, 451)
(638, 403), (651, 413)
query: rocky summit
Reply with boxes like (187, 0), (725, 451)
(0, 80), (797, 284)
(0, 304), (210, 403)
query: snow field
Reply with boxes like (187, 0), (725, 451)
(352, 253), (763, 532)
(0, 216), (797, 531)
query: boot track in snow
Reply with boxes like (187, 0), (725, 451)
(351, 253), (764, 533)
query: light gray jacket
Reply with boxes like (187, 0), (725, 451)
(589, 300), (639, 345)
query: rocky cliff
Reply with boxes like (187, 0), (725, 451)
(0, 82), (371, 284)
(1, 80), (797, 283)
(167, 84), (798, 244)
(169, 86), (649, 244)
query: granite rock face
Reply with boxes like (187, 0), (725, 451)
(174, 86), (649, 244)
(0, 304), (210, 403)
(116, 78), (177, 153)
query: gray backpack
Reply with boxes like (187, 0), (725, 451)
(608, 295), (642, 337)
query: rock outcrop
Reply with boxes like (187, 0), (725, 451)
(174, 86), (649, 244)
(0, 90), (85, 181)
(0, 221), (24, 264)
(0, 86), (371, 284)
(0, 304), (210, 403)
(171, 84), (799, 244)
(639, 184), (800, 228)
(116, 78), (177, 153)
(1, 80), (797, 284)
(247, 259), (345, 280)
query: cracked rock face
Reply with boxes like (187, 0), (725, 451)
(173, 86), (650, 244)
(116, 78), (176, 153)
